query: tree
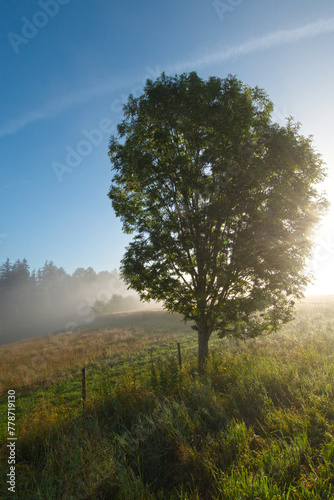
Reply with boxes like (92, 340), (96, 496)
(0, 258), (13, 286)
(37, 261), (69, 292)
(108, 72), (328, 369)
(12, 258), (30, 286)
(72, 267), (97, 283)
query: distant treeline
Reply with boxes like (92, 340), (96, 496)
(0, 259), (141, 344)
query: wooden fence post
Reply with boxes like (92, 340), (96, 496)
(82, 367), (87, 410)
(177, 342), (182, 369)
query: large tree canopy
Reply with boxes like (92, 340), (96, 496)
(108, 72), (328, 368)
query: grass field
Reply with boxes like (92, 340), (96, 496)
(1, 296), (334, 499)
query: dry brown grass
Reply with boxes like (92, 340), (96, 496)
(1, 297), (333, 394)
(0, 309), (188, 393)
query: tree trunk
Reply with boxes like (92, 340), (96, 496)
(198, 326), (210, 373)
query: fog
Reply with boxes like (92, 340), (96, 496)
(0, 259), (151, 345)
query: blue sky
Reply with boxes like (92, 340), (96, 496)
(1, 0), (334, 295)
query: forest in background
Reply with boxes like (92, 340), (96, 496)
(0, 258), (143, 344)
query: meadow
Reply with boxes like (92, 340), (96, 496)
(1, 296), (334, 499)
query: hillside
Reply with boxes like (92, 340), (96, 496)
(1, 295), (334, 498)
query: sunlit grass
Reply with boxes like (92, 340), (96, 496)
(0, 310), (193, 393)
(1, 296), (334, 498)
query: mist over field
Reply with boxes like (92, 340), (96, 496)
(0, 259), (149, 345)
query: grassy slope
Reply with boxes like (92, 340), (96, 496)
(1, 296), (334, 499)
(0, 309), (193, 393)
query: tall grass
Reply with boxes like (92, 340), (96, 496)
(0, 310), (193, 392)
(1, 296), (334, 498)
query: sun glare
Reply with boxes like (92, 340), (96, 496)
(306, 206), (334, 296)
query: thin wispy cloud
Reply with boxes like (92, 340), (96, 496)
(171, 16), (334, 72)
(1, 17), (334, 139)
(0, 77), (129, 139)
